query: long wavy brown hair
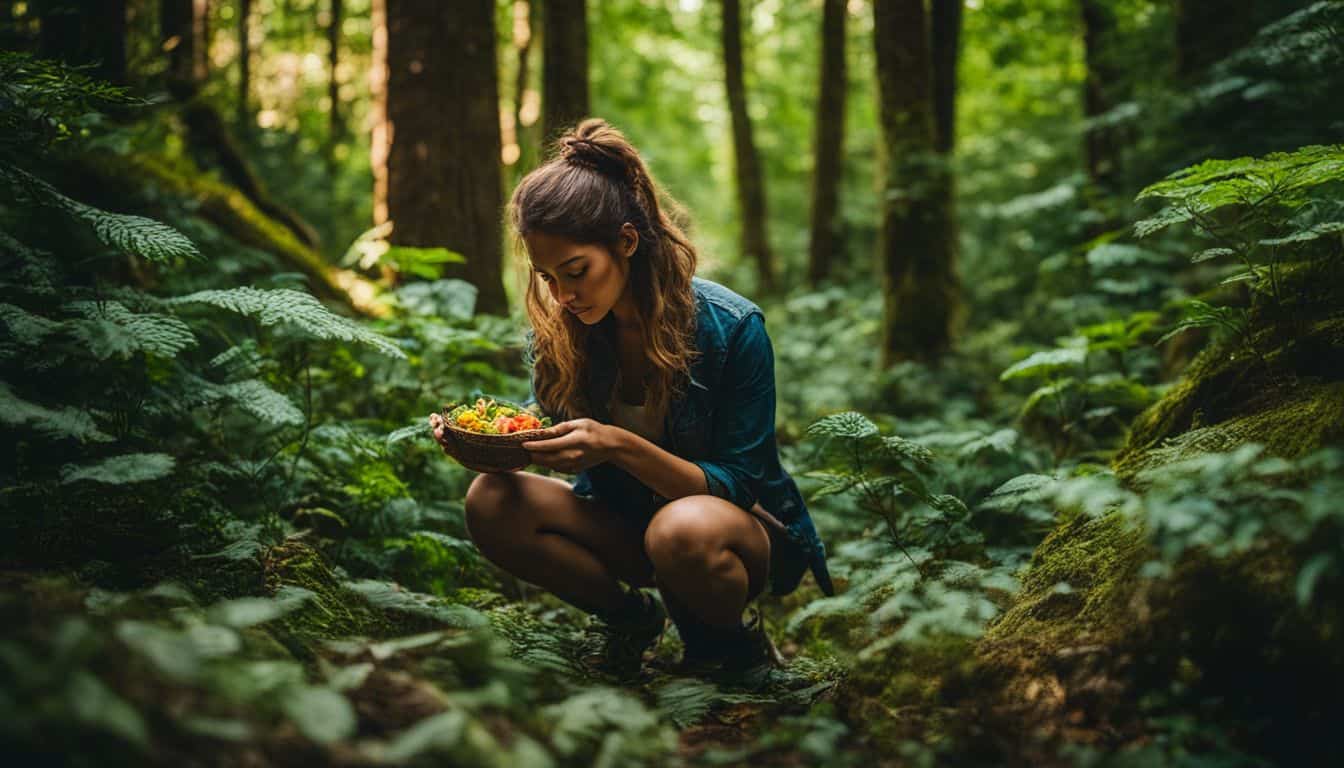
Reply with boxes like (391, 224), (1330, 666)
(507, 118), (700, 423)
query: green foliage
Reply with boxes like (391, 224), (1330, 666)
(60, 453), (176, 485)
(1134, 144), (1344, 309)
(167, 287), (404, 358)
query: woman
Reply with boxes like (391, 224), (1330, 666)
(429, 118), (832, 683)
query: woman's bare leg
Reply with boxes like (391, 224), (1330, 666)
(642, 495), (771, 627)
(463, 471), (654, 616)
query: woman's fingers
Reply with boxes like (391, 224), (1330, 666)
(521, 421), (579, 451)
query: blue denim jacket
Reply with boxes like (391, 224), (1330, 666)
(524, 277), (833, 597)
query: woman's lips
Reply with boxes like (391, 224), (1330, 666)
(567, 306), (589, 315)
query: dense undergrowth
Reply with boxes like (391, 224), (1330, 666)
(4, 3), (1344, 765)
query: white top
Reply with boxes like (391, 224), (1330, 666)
(610, 397), (665, 444)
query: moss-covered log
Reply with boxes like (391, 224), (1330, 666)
(79, 151), (383, 318)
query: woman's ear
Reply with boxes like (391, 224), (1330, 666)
(621, 222), (639, 258)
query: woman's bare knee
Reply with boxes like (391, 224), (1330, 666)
(463, 473), (529, 551)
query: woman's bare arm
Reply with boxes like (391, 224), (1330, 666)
(604, 425), (711, 501)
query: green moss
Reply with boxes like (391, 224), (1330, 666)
(1116, 381), (1344, 480)
(986, 510), (1146, 647)
(262, 541), (392, 659)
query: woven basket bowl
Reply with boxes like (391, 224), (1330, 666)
(438, 401), (546, 473)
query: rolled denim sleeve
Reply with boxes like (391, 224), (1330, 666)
(693, 312), (778, 511)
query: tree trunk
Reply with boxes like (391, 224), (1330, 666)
(873, 0), (957, 366)
(541, 0), (589, 142)
(374, 0), (509, 315)
(721, 0), (776, 293)
(327, 0), (343, 143)
(39, 0), (127, 83)
(161, 0), (198, 97)
(237, 0), (252, 132)
(931, 0), (962, 154)
(1081, 0), (1122, 197)
(807, 0), (847, 287)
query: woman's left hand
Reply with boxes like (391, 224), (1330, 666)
(520, 418), (614, 473)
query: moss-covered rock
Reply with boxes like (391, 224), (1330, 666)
(261, 541), (392, 660)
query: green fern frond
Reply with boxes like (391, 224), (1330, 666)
(168, 288), (404, 359)
(0, 302), (63, 345)
(218, 379), (304, 426)
(0, 381), (114, 443)
(60, 453), (176, 485)
(806, 411), (879, 440)
(386, 421), (432, 446)
(67, 301), (197, 359)
(1, 164), (201, 263)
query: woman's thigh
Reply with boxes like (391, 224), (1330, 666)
(464, 471), (656, 587)
(644, 495), (771, 602)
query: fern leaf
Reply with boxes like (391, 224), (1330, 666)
(1191, 247), (1236, 263)
(0, 381), (114, 442)
(1260, 220), (1344, 247)
(806, 411), (879, 440)
(61, 453), (175, 484)
(67, 301), (197, 359)
(0, 302), (63, 344)
(168, 287), (405, 359)
(219, 379), (304, 426)
(0, 163), (200, 262)
(878, 434), (935, 468)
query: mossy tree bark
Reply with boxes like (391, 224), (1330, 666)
(375, 0), (508, 315)
(807, 0), (847, 287)
(541, 0), (589, 142)
(38, 0), (126, 84)
(873, 0), (958, 366)
(721, 0), (777, 294)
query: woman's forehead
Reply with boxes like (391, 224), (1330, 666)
(526, 232), (598, 268)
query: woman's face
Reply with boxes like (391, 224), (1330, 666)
(525, 224), (638, 325)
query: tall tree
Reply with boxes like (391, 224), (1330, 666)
(373, 0), (508, 314)
(721, 0), (776, 293)
(541, 0), (589, 141)
(38, 0), (126, 83)
(807, 0), (847, 286)
(327, 0), (343, 142)
(873, 0), (958, 366)
(237, 0), (252, 132)
(161, 0), (202, 97)
(931, 0), (962, 154)
(1081, 0), (1123, 197)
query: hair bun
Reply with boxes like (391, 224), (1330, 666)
(558, 124), (628, 181)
